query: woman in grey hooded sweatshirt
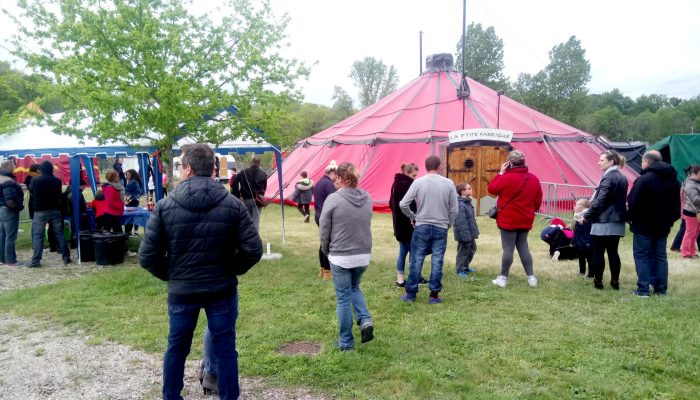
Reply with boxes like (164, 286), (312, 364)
(319, 162), (374, 351)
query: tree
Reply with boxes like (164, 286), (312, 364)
(542, 36), (591, 124)
(588, 89), (635, 115)
(3, 0), (308, 169)
(631, 94), (669, 114)
(512, 36), (590, 125)
(655, 108), (692, 136)
(455, 23), (508, 91)
(331, 86), (354, 120)
(624, 110), (657, 141)
(349, 57), (398, 109)
(580, 106), (625, 140)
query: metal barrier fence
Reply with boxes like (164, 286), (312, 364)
(538, 182), (595, 220)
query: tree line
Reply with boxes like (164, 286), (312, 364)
(1, 1), (697, 153)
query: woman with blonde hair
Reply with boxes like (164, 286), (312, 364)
(319, 162), (374, 350)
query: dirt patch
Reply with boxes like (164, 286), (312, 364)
(0, 315), (329, 399)
(277, 341), (323, 356)
(0, 249), (122, 291)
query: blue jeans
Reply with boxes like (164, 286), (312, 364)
(405, 224), (448, 297)
(163, 294), (239, 400)
(201, 292), (238, 377)
(396, 240), (411, 274)
(0, 207), (20, 264)
(633, 233), (668, 295)
(31, 210), (70, 265)
(330, 263), (371, 350)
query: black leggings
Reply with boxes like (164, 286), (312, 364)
(499, 229), (534, 277)
(592, 235), (621, 284)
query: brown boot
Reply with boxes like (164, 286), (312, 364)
(322, 269), (332, 280)
(319, 268), (324, 278)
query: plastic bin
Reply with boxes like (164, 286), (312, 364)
(78, 231), (96, 262)
(92, 232), (128, 266)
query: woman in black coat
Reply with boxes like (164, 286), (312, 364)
(389, 162), (419, 287)
(584, 150), (628, 290)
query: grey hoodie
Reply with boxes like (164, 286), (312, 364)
(319, 187), (373, 257)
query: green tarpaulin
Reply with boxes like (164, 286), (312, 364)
(649, 134), (700, 182)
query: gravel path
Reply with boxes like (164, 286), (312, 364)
(0, 250), (330, 400)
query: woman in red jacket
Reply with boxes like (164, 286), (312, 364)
(488, 150), (543, 288)
(102, 170), (125, 232)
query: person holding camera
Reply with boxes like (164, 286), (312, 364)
(488, 150), (542, 288)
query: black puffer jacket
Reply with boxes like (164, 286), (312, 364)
(389, 173), (416, 243)
(585, 168), (628, 224)
(139, 176), (262, 303)
(627, 161), (681, 238)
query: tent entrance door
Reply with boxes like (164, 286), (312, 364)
(446, 145), (509, 214)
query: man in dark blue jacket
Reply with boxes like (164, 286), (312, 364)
(627, 150), (681, 297)
(139, 144), (262, 400)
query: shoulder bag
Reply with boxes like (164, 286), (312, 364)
(489, 174), (530, 219)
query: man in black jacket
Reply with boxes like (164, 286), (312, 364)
(0, 159), (26, 267)
(28, 161), (71, 267)
(230, 156), (267, 231)
(627, 150), (681, 297)
(139, 144), (262, 399)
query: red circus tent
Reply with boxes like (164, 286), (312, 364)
(266, 54), (637, 212)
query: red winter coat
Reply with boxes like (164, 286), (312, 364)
(488, 166), (542, 231)
(104, 184), (125, 217)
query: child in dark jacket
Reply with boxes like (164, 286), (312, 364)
(454, 183), (479, 277)
(291, 171), (313, 223)
(572, 198), (593, 277)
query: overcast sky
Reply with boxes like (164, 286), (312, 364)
(2, 0), (698, 107)
(272, 0), (700, 106)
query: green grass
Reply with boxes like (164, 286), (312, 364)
(2, 205), (700, 399)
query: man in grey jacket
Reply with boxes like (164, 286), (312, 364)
(399, 155), (458, 304)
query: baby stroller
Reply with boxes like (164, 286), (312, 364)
(540, 218), (578, 261)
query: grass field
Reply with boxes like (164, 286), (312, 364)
(1, 205), (699, 399)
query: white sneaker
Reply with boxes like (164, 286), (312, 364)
(527, 275), (538, 287)
(551, 251), (560, 261)
(492, 275), (508, 287)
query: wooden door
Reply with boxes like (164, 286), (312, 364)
(446, 145), (509, 214)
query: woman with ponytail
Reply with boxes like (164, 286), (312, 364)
(319, 162), (375, 351)
(583, 150), (629, 290)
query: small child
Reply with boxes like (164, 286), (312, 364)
(91, 189), (107, 231)
(454, 183), (479, 277)
(291, 171), (313, 223)
(571, 198), (593, 277)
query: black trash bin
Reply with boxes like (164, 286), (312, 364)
(79, 231), (96, 262)
(92, 232), (128, 266)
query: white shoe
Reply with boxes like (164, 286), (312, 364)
(551, 251), (560, 261)
(492, 275), (508, 287)
(125, 251), (137, 257)
(527, 275), (538, 287)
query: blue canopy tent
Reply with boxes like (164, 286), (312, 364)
(1, 120), (285, 263)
